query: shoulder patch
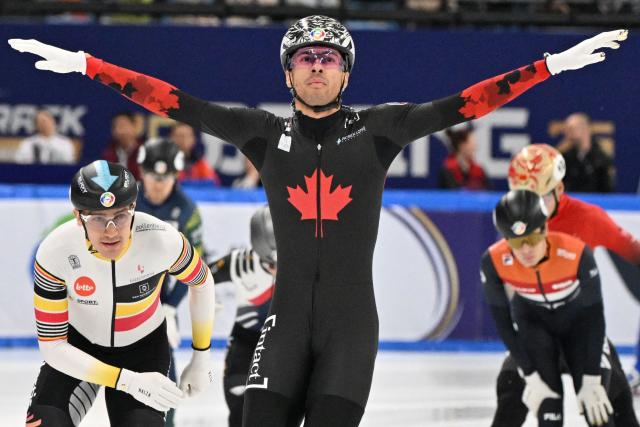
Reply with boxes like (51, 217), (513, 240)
(556, 248), (577, 260)
(502, 253), (514, 266)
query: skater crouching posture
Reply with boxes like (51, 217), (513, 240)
(27, 161), (215, 426)
(482, 189), (613, 426)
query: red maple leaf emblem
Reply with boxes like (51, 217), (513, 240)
(287, 168), (352, 238)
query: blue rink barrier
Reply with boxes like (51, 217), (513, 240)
(1, 184), (640, 211)
(0, 337), (635, 355)
(3, 184), (639, 348)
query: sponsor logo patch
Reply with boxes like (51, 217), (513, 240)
(100, 192), (115, 208)
(310, 28), (326, 41)
(74, 276), (96, 297)
(68, 255), (81, 269)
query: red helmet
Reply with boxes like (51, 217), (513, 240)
(508, 144), (566, 195)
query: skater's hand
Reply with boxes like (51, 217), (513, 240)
(577, 375), (613, 426)
(8, 39), (87, 74)
(522, 371), (560, 415)
(179, 348), (213, 397)
(545, 29), (628, 75)
(163, 303), (181, 350)
(116, 368), (183, 412)
(233, 249), (274, 292)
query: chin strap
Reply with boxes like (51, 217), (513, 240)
(289, 73), (346, 113)
(550, 190), (560, 219)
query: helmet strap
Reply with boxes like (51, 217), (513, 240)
(81, 221), (90, 241)
(550, 189), (560, 219)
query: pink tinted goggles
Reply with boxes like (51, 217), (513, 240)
(289, 47), (345, 71)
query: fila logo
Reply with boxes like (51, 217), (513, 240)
(543, 412), (562, 421)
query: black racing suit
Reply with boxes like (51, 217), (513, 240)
(84, 53), (551, 426)
(208, 249), (275, 427)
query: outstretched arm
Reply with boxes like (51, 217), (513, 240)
(368, 29), (628, 148)
(8, 39), (279, 155)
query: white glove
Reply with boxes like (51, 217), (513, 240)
(522, 371), (561, 415)
(163, 303), (181, 350)
(8, 39), (87, 74)
(116, 368), (183, 412)
(577, 375), (613, 426)
(232, 249), (274, 293)
(179, 349), (213, 397)
(545, 29), (628, 75)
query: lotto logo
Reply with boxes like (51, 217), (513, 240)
(74, 276), (96, 297)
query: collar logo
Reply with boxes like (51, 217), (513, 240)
(100, 192), (116, 208)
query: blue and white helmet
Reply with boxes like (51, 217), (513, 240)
(280, 15), (355, 72)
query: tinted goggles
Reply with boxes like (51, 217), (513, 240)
(507, 232), (545, 249)
(289, 48), (345, 70)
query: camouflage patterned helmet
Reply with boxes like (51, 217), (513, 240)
(508, 144), (566, 196)
(280, 15), (355, 72)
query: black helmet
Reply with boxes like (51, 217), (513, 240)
(280, 15), (355, 72)
(137, 138), (184, 175)
(493, 190), (549, 238)
(70, 160), (138, 211)
(250, 206), (276, 265)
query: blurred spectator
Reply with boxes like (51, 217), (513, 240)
(170, 122), (221, 185)
(559, 113), (614, 193)
(232, 157), (261, 189)
(14, 110), (76, 164)
(102, 112), (143, 179)
(438, 124), (490, 190)
(99, 0), (155, 25)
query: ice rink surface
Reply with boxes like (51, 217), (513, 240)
(1, 349), (636, 426)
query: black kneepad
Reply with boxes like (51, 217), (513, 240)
(537, 398), (563, 426)
(496, 369), (525, 396)
(492, 370), (528, 427)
